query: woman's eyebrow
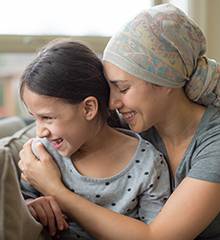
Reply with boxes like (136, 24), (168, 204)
(109, 80), (118, 84)
(109, 80), (128, 84)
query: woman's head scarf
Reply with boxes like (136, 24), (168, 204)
(103, 3), (220, 107)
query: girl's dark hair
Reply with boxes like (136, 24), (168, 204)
(20, 39), (110, 121)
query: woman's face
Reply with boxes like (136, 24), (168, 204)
(103, 62), (170, 132)
(22, 86), (94, 158)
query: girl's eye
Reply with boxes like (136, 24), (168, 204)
(42, 116), (53, 120)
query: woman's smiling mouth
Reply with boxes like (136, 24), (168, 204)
(120, 111), (136, 124)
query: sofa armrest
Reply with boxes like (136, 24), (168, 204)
(0, 117), (27, 138)
(0, 123), (36, 177)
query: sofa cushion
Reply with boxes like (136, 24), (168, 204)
(0, 145), (44, 240)
(0, 117), (27, 139)
(0, 123), (36, 177)
(0, 123), (54, 239)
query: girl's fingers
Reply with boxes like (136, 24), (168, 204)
(48, 196), (68, 231)
(63, 218), (69, 230)
(28, 202), (48, 226)
(41, 198), (57, 236)
(28, 205), (38, 220)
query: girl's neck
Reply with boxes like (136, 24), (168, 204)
(72, 122), (114, 158)
(71, 124), (138, 178)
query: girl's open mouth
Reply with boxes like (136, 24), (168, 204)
(51, 138), (64, 149)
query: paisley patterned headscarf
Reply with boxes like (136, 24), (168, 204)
(103, 3), (220, 107)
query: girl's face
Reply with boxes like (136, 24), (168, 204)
(103, 62), (170, 132)
(22, 86), (96, 158)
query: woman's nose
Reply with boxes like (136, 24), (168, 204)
(109, 91), (123, 110)
(36, 122), (49, 138)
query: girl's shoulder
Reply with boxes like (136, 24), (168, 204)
(116, 128), (165, 164)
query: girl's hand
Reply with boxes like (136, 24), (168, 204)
(26, 196), (69, 236)
(18, 139), (64, 195)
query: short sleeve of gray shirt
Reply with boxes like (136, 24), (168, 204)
(173, 106), (220, 185)
(142, 106), (220, 240)
(142, 106), (220, 186)
(187, 106), (220, 183)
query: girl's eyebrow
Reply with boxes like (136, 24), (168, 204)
(27, 110), (53, 117)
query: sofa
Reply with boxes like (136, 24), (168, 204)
(0, 118), (48, 240)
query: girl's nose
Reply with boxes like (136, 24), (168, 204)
(36, 122), (50, 138)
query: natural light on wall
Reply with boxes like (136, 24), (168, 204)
(170, 0), (188, 14)
(0, 0), (154, 36)
(0, 0), (189, 117)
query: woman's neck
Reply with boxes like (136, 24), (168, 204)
(155, 93), (205, 146)
(154, 91), (206, 176)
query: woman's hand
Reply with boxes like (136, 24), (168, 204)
(18, 139), (64, 195)
(26, 196), (69, 236)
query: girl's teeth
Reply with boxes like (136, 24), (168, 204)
(56, 138), (63, 143)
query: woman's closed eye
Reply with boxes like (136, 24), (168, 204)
(119, 87), (129, 93)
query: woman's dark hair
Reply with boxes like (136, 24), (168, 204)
(20, 39), (110, 121)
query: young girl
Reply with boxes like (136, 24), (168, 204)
(19, 40), (170, 239)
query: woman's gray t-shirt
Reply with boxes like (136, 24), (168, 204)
(142, 106), (220, 240)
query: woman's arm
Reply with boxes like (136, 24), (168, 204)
(19, 141), (220, 240)
(45, 178), (220, 240)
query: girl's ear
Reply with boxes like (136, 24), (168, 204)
(82, 96), (99, 120)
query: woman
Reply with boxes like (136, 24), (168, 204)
(19, 3), (220, 240)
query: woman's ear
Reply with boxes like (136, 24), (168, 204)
(164, 87), (173, 95)
(82, 96), (99, 120)
(152, 84), (172, 95)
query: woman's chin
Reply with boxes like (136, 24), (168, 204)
(129, 123), (146, 133)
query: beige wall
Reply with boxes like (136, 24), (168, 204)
(188, 0), (220, 61)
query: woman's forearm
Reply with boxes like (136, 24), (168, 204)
(48, 178), (220, 240)
(52, 187), (152, 240)
(20, 141), (220, 240)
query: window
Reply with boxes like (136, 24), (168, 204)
(0, 0), (190, 117)
(0, 0), (153, 36)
